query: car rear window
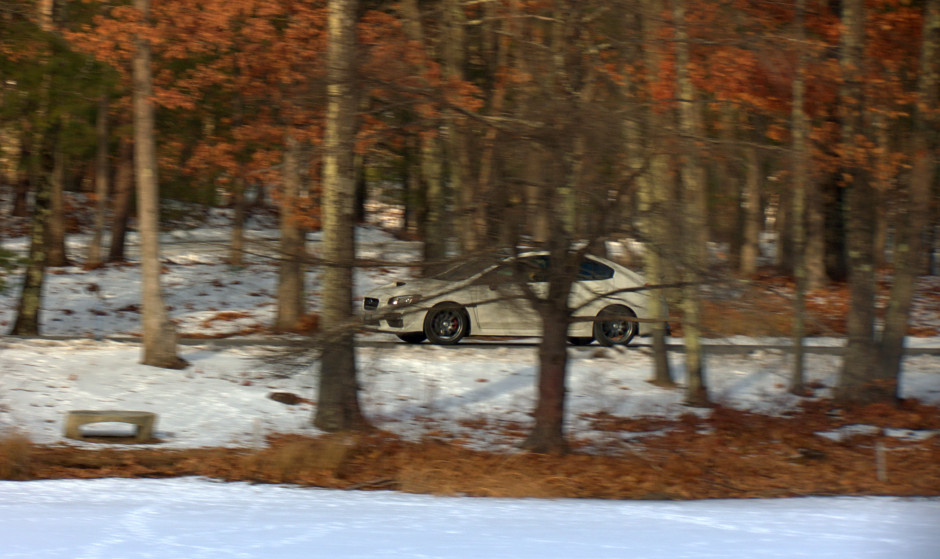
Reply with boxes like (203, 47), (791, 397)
(578, 259), (614, 280)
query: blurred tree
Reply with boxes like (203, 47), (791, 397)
(673, 0), (709, 407)
(108, 134), (134, 262)
(638, 0), (675, 388)
(274, 133), (307, 331)
(4, 0), (105, 334)
(85, 93), (110, 268)
(836, 0), (939, 403)
(132, 0), (186, 368)
(790, 0), (810, 394)
(315, 0), (369, 432)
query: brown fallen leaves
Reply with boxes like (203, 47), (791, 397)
(4, 400), (939, 500)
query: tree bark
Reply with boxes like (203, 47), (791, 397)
(475, 11), (510, 252)
(10, 66), (53, 335)
(790, 0), (809, 394)
(521, 301), (570, 454)
(739, 146), (762, 276)
(315, 0), (369, 432)
(228, 173), (246, 267)
(86, 94), (110, 268)
(108, 137), (133, 263)
(640, 0), (674, 387)
(836, 0), (881, 403)
(45, 135), (69, 267)
(674, 0), (709, 407)
(398, 0), (448, 267)
(133, 0), (186, 369)
(10, 137), (51, 336)
(274, 134), (306, 331)
(442, 0), (476, 254)
(806, 176), (827, 289)
(877, 0), (939, 389)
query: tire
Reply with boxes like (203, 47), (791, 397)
(397, 332), (427, 344)
(593, 305), (638, 347)
(568, 337), (594, 346)
(423, 304), (469, 345)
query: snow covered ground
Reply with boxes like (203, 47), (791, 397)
(2, 477), (939, 559)
(1, 210), (939, 558)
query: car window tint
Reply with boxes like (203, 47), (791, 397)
(578, 259), (614, 281)
(519, 255), (550, 282)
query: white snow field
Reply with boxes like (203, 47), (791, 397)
(1, 478), (938, 559)
(1, 211), (939, 558)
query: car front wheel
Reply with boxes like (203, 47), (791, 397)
(424, 304), (469, 345)
(593, 305), (638, 347)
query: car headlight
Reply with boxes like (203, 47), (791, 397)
(389, 294), (421, 307)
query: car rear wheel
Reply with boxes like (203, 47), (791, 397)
(424, 304), (469, 345)
(593, 305), (638, 347)
(397, 332), (427, 344)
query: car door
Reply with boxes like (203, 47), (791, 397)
(468, 259), (542, 334)
(569, 257), (617, 317)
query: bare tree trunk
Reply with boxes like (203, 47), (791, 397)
(476, 13), (510, 250)
(10, 67), (53, 335)
(229, 96), (247, 267)
(421, 135), (447, 267)
(776, 188), (794, 272)
(87, 95), (109, 268)
(315, 0), (369, 432)
(274, 134), (306, 331)
(521, 301), (570, 454)
(836, 0), (881, 403)
(0, 126), (19, 193)
(522, 6), (583, 454)
(790, 0), (809, 394)
(640, 0), (674, 387)
(674, 0), (709, 407)
(45, 137), (69, 267)
(10, 134), (51, 336)
(38, 0), (53, 31)
(740, 146), (762, 276)
(228, 174), (246, 266)
(806, 181), (827, 289)
(133, 0), (186, 369)
(872, 114), (891, 269)
(12, 173), (29, 217)
(442, 0), (476, 254)
(719, 107), (742, 272)
(404, 139), (420, 237)
(398, 0), (448, 266)
(108, 137), (133, 263)
(878, 0), (939, 387)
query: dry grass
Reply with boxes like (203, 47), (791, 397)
(0, 431), (33, 480)
(11, 402), (940, 499)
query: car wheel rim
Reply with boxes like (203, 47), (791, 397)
(603, 320), (628, 342)
(434, 311), (460, 339)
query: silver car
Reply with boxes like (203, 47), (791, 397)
(362, 252), (656, 346)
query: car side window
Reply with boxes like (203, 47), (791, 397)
(520, 256), (550, 282)
(578, 259), (614, 281)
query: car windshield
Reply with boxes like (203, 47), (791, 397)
(433, 257), (498, 281)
